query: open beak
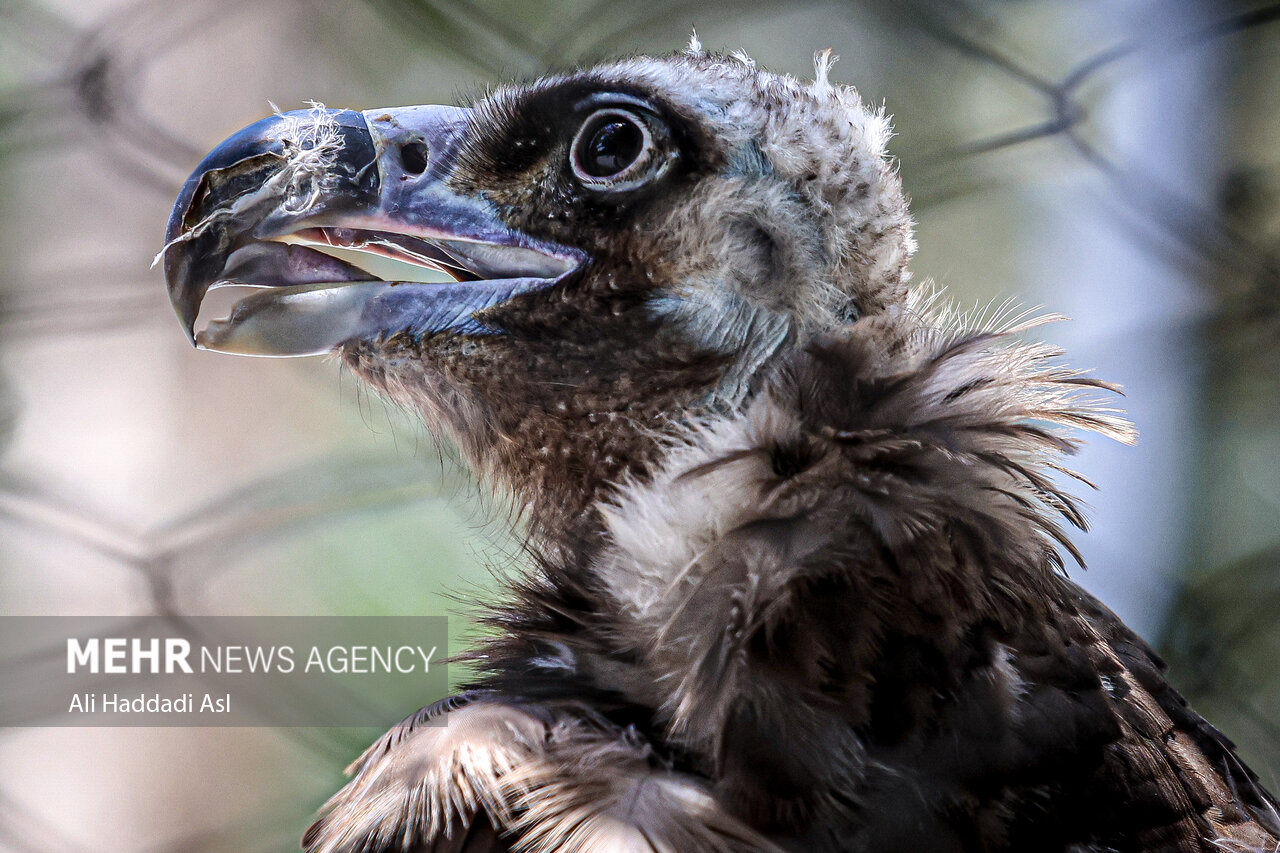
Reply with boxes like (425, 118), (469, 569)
(160, 104), (583, 357)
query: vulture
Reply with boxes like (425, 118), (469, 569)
(161, 46), (1280, 853)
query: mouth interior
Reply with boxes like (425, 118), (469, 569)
(273, 232), (462, 285)
(225, 226), (580, 289)
(273, 227), (490, 285)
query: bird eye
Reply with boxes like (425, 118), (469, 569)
(570, 108), (661, 190)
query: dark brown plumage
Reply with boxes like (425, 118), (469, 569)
(161, 46), (1280, 853)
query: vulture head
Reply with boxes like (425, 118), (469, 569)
(162, 49), (912, 539)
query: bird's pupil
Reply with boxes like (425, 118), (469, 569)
(584, 120), (643, 178)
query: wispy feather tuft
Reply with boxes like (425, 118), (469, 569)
(595, 285), (1136, 760)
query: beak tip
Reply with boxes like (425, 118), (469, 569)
(171, 297), (200, 345)
(162, 107), (379, 355)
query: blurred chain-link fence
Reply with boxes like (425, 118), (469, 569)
(1, 0), (1278, 849)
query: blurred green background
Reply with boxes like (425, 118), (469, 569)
(1, 0), (1278, 849)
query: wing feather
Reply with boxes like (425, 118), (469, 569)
(303, 694), (780, 853)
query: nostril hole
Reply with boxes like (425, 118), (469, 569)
(399, 140), (429, 175)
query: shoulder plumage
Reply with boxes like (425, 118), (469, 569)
(302, 694), (781, 853)
(597, 287), (1137, 677)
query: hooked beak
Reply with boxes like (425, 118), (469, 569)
(161, 104), (583, 356)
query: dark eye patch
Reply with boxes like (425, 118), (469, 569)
(449, 78), (716, 240)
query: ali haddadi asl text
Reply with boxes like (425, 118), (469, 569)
(67, 692), (230, 714)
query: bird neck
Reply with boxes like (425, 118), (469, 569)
(345, 322), (741, 557)
(489, 379), (732, 556)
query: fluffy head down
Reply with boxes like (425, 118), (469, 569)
(596, 47), (915, 322)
